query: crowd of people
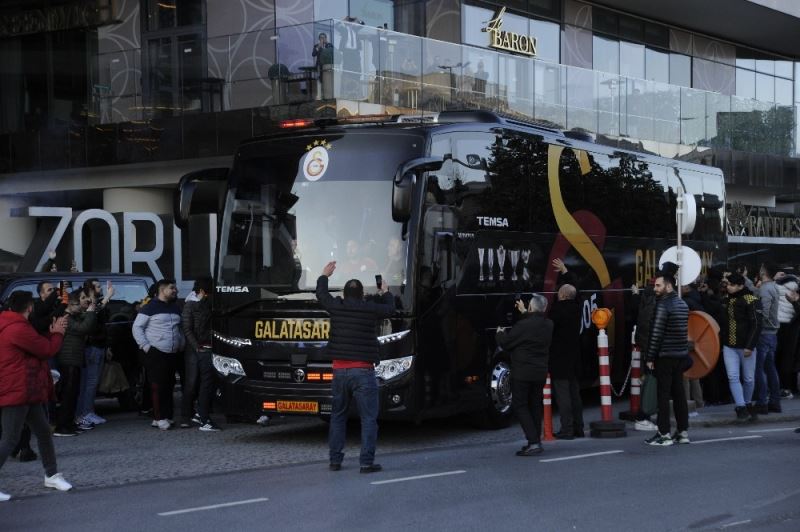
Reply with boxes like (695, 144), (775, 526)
(0, 272), (218, 501)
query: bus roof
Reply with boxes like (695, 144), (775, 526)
(241, 111), (722, 176)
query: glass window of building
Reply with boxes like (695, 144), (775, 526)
(593, 35), (619, 75)
(755, 58), (775, 75)
(775, 78), (792, 106)
(351, 0), (394, 30)
(644, 23), (669, 49)
(775, 60), (793, 79)
(620, 41), (644, 79)
(462, 5), (493, 48)
(736, 68), (756, 100)
(315, 0), (347, 22)
(618, 15), (643, 43)
(669, 53), (691, 87)
(592, 8), (617, 36)
(645, 48), (669, 83)
(795, 63), (800, 103)
(146, 0), (203, 31)
(530, 18), (560, 63)
(756, 72), (774, 102)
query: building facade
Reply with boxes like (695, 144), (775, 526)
(1, 0), (799, 286)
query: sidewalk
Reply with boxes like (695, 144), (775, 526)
(600, 394), (800, 428)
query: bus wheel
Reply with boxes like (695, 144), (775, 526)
(475, 355), (513, 429)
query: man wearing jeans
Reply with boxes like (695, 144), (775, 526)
(754, 263), (781, 414)
(0, 291), (71, 501)
(721, 273), (762, 422)
(643, 263), (691, 447)
(316, 261), (394, 473)
(76, 279), (115, 427)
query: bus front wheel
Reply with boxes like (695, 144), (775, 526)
(475, 354), (513, 429)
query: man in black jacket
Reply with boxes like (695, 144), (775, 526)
(180, 277), (217, 431)
(721, 273), (762, 422)
(548, 284), (584, 439)
(497, 293), (553, 456)
(644, 262), (690, 446)
(317, 261), (395, 473)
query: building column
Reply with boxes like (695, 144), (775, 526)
(103, 187), (172, 215)
(0, 196), (36, 257)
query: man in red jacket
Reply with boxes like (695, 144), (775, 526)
(0, 291), (70, 501)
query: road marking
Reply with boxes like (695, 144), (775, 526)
(691, 435), (762, 445)
(721, 519), (752, 528)
(540, 450), (624, 463)
(747, 427), (796, 433)
(371, 470), (466, 485)
(158, 498), (269, 516)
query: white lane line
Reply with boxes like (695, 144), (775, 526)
(371, 470), (466, 485)
(158, 498), (269, 516)
(747, 427), (797, 433)
(692, 435), (762, 445)
(540, 450), (624, 463)
(721, 519), (752, 528)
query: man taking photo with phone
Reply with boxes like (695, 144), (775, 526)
(316, 262), (395, 474)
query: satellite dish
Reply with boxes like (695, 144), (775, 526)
(658, 246), (702, 286)
(678, 191), (697, 235)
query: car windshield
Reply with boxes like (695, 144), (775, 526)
(217, 131), (424, 295)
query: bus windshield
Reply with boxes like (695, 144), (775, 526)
(217, 131), (424, 297)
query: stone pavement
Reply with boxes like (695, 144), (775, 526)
(2, 395), (798, 499)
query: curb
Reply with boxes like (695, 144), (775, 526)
(689, 413), (800, 428)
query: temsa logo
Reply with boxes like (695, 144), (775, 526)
(477, 216), (509, 228)
(217, 286), (250, 293)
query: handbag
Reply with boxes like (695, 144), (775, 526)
(98, 360), (130, 395)
(640, 372), (658, 416)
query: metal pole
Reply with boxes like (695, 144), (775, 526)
(676, 185), (683, 297)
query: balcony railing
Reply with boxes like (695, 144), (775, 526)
(1, 19), (796, 174)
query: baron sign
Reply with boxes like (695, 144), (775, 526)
(481, 7), (538, 57)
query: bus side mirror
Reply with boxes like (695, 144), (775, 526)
(174, 168), (229, 229)
(392, 157), (443, 223)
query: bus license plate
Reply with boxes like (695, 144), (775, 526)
(276, 400), (319, 414)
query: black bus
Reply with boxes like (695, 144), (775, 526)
(174, 110), (726, 428)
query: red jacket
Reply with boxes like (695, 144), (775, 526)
(0, 310), (64, 407)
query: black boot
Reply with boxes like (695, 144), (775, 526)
(734, 406), (749, 422)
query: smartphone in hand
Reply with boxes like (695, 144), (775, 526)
(375, 274), (383, 290)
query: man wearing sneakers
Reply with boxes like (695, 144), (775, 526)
(316, 261), (395, 473)
(180, 277), (219, 432)
(0, 291), (72, 501)
(132, 279), (184, 431)
(644, 263), (691, 446)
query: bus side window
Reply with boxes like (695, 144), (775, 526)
(421, 204), (457, 288)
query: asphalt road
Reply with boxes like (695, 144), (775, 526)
(2, 421), (798, 531)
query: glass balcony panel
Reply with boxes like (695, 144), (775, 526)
(228, 29), (276, 84)
(419, 37), (461, 111)
(331, 21), (381, 102)
(704, 91), (731, 148)
(534, 62), (566, 128)
(463, 48), (498, 106)
(596, 72), (621, 137)
(376, 30), (422, 109)
(228, 79), (274, 110)
(680, 87), (706, 146)
(566, 67), (595, 132)
(498, 54), (534, 118)
(623, 78), (654, 141)
(92, 49), (142, 124)
(652, 81), (679, 144)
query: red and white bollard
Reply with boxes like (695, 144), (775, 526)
(630, 335), (642, 417)
(542, 374), (555, 441)
(597, 328), (613, 422)
(590, 308), (627, 438)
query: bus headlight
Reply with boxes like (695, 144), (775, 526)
(213, 332), (252, 347)
(375, 355), (413, 381)
(213, 354), (246, 376)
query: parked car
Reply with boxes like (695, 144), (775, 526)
(0, 272), (154, 411)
